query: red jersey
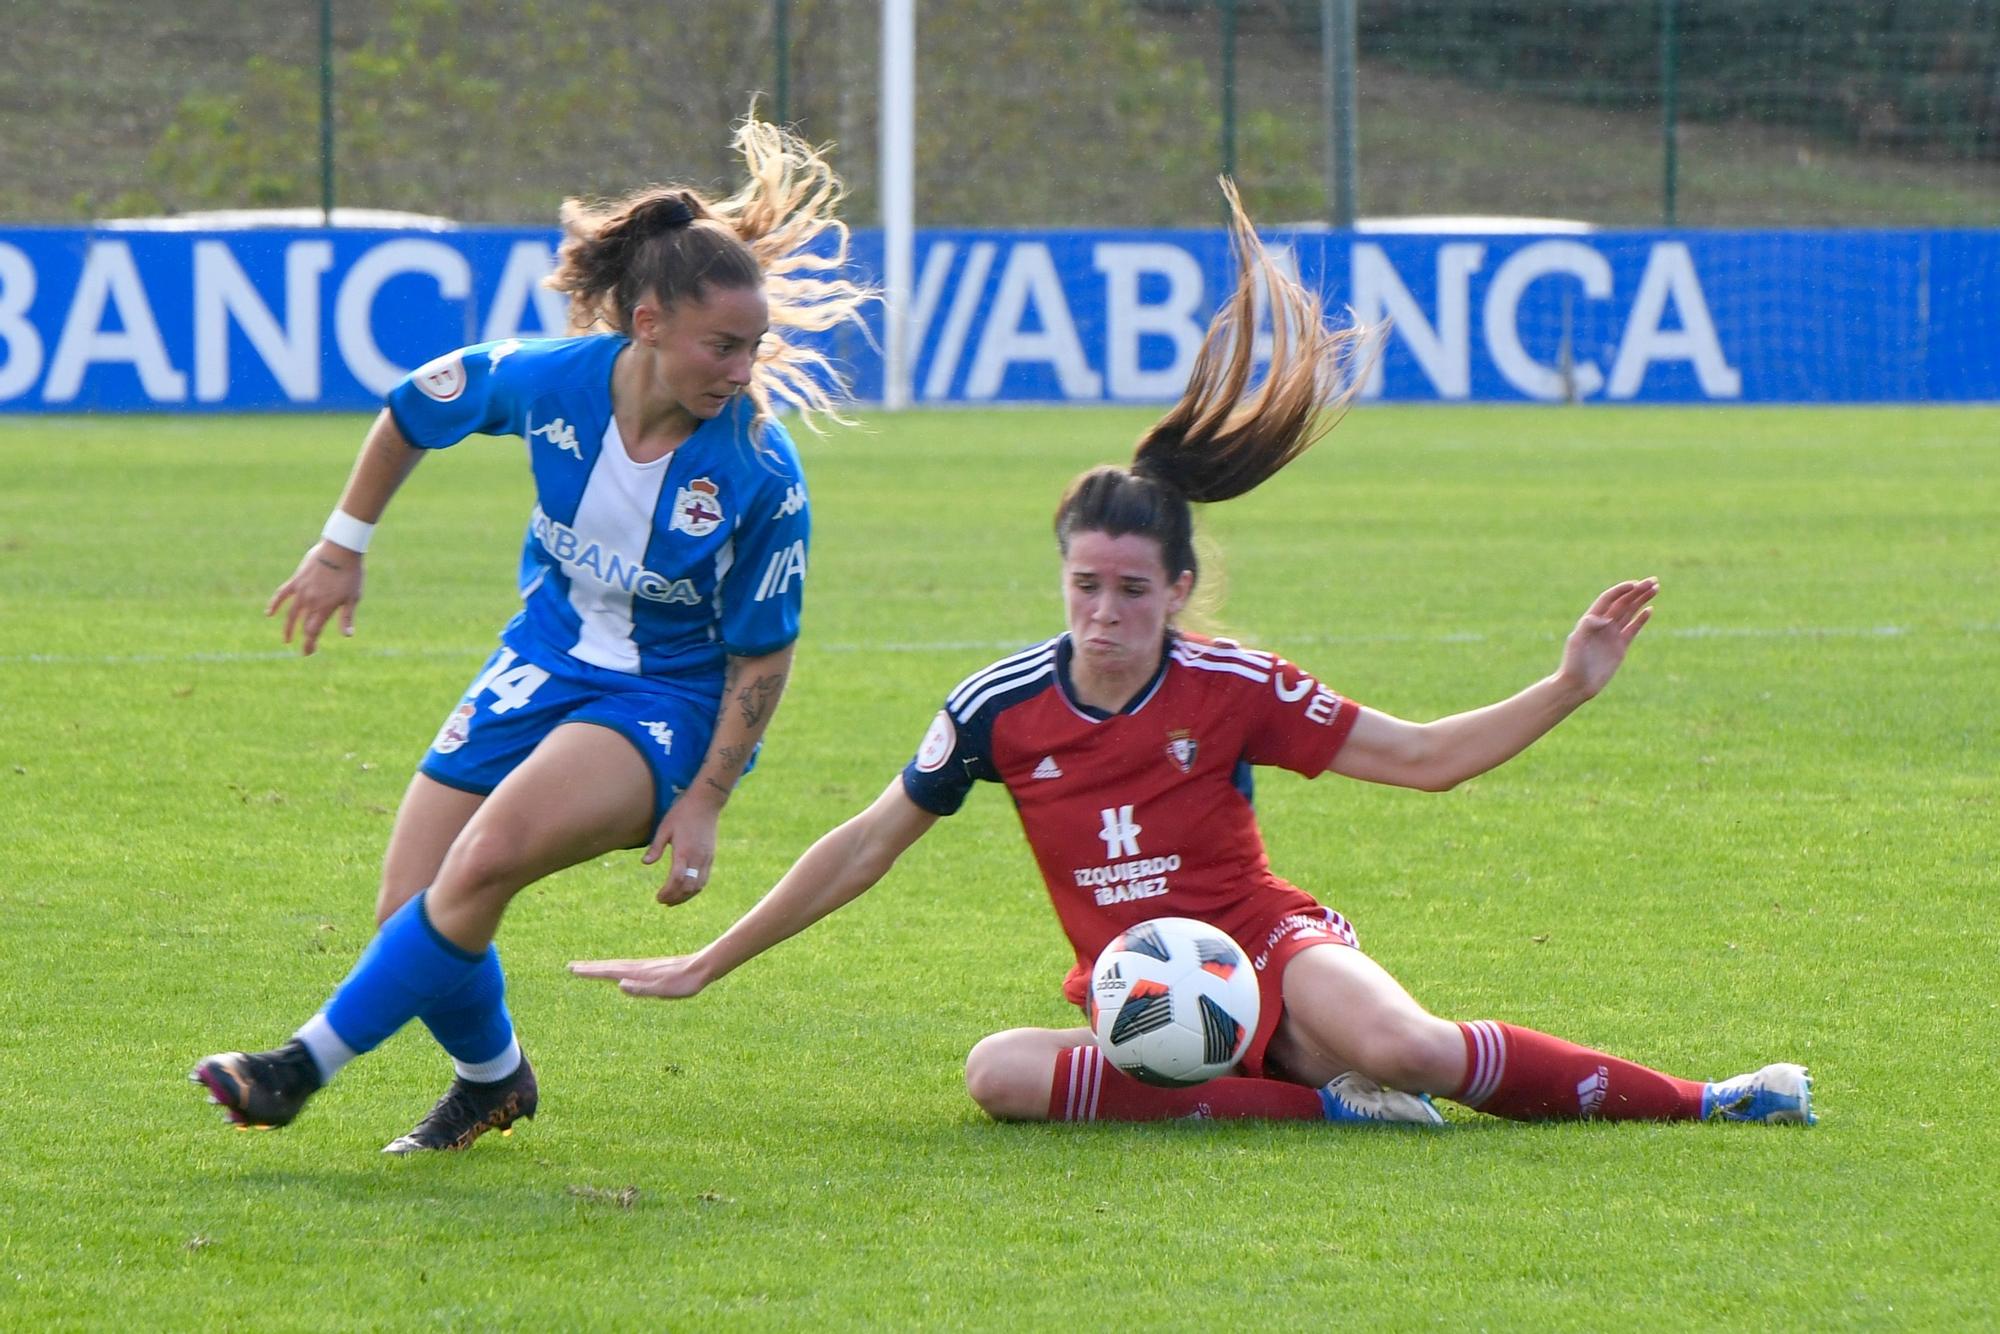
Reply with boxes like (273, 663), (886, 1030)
(901, 632), (1362, 1004)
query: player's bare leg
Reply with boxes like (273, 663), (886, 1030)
(421, 722), (655, 951)
(192, 779), (491, 1129)
(377, 773), (486, 923)
(1266, 945), (1468, 1093)
(1273, 944), (1807, 1123)
(195, 723), (656, 1143)
(965, 1027), (1092, 1120)
(382, 722), (656, 1152)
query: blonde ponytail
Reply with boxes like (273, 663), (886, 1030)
(547, 113), (873, 431)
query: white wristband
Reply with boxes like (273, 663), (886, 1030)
(320, 508), (376, 554)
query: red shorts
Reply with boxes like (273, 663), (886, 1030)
(1065, 904), (1361, 1081)
(1236, 905), (1360, 1078)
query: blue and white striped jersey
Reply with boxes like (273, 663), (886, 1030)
(386, 334), (809, 700)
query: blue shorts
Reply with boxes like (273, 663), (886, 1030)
(419, 645), (749, 826)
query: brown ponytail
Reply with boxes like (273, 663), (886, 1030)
(1055, 179), (1369, 585)
(550, 189), (753, 334)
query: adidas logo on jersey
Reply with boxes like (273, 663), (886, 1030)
(1031, 755), (1063, 780)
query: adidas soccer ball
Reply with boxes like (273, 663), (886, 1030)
(1087, 917), (1260, 1087)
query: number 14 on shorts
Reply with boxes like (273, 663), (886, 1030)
(466, 648), (551, 715)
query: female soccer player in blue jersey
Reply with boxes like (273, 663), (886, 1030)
(574, 183), (1814, 1130)
(192, 119), (871, 1152)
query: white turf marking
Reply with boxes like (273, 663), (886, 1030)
(1, 646), (480, 667)
(1, 622), (1986, 670)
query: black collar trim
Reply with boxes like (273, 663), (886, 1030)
(1054, 632), (1173, 721)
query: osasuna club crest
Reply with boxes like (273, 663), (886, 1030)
(669, 477), (725, 536)
(1165, 728), (1197, 772)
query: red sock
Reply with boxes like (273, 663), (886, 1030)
(1047, 1045), (1326, 1122)
(1455, 1021), (1705, 1121)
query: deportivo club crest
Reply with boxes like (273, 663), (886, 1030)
(669, 478), (724, 537)
(432, 702), (475, 754)
(1165, 729), (1197, 772)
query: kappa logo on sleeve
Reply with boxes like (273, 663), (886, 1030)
(771, 483), (807, 519)
(411, 351), (467, 402)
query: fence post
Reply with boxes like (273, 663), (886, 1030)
(880, 0), (914, 411)
(319, 0), (334, 224)
(1660, 0), (1678, 226)
(774, 0), (791, 125)
(1323, 0), (1358, 228)
(1221, 0), (1238, 189)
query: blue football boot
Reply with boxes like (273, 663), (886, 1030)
(1702, 1062), (1816, 1125)
(1320, 1072), (1445, 1126)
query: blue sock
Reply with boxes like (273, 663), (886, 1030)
(319, 890), (486, 1057)
(419, 946), (518, 1074)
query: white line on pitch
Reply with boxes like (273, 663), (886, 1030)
(2, 621), (1989, 669)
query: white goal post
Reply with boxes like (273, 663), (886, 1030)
(880, 0), (915, 411)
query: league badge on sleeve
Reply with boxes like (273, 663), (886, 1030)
(669, 478), (725, 537)
(915, 711), (956, 773)
(411, 352), (467, 402)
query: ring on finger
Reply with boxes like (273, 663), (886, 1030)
(683, 867), (701, 880)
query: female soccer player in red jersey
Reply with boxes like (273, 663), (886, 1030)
(573, 183), (1814, 1129)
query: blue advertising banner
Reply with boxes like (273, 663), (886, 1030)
(0, 225), (1993, 410)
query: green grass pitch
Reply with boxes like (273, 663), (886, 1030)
(1, 404), (1995, 1327)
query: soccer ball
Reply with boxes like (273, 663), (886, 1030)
(1087, 917), (1260, 1087)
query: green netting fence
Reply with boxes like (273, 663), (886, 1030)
(4, 0), (1995, 227)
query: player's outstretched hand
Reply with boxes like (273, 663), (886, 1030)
(569, 956), (707, 999)
(644, 792), (721, 905)
(267, 540), (365, 656)
(1559, 577), (1657, 698)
